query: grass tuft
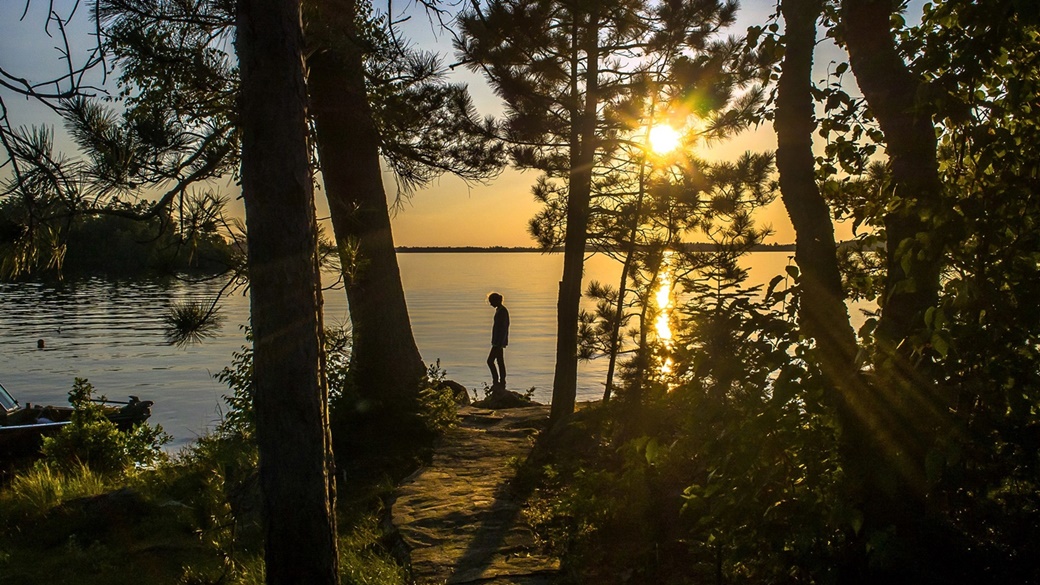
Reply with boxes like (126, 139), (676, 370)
(2, 462), (108, 517)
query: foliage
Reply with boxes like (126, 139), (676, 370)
(415, 360), (461, 436)
(216, 326), (352, 437)
(163, 300), (226, 345)
(39, 378), (171, 476)
(894, 2), (1040, 576)
(342, 3), (504, 196)
(218, 325), (459, 478)
(0, 189), (239, 280)
(337, 514), (408, 585)
(528, 254), (854, 582)
(91, 0), (501, 203)
(214, 329), (256, 437)
(526, 2), (1040, 582)
(142, 431), (262, 584)
(578, 151), (777, 395)
(1, 425), (407, 584)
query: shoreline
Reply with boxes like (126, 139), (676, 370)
(396, 244), (798, 253)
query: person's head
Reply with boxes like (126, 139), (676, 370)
(487, 292), (503, 307)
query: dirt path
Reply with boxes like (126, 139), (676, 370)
(389, 405), (559, 584)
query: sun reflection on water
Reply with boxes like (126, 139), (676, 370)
(655, 267), (673, 341)
(654, 252), (675, 379)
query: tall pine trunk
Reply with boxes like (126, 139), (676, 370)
(550, 10), (600, 424)
(840, 0), (953, 500)
(603, 116), (653, 402)
(309, 0), (425, 408)
(774, 1), (886, 580)
(236, 0), (338, 582)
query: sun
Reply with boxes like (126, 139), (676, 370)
(647, 124), (682, 154)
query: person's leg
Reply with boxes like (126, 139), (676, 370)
(487, 347), (502, 385)
(496, 351), (506, 385)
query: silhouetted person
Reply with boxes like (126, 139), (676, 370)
(487, 292), (509, 387)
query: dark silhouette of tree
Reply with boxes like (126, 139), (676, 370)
(822, 4), (968, 581)
(767, 0), (1040, 580)
(308, 0), (501, 419)
(236, 0), (338, 581)
(771, 2), (897, 581)
(0, 1), (239, 280)
(573, 145), (776, 404)
(839, 0), (945, 350)
(774, 0), (854, 370)
(310, 0), (427, 422)
(0, 2), (107, 185)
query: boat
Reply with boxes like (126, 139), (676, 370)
(0, 379), (153, 462)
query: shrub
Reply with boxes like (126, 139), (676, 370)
(416, 360), (460, 436)
(39, 378), (170, 476)
(216, 326), (352, 438)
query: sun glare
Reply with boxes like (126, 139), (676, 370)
(648, 124), (682, 155)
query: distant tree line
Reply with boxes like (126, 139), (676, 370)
(0, 196), (239, 278)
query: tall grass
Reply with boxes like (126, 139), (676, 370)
(338, 515), (407, 585)
(2, 462), (108, 517)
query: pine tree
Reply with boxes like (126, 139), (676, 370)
(457, 0), (742, 423)
(236, 0), (338, 580)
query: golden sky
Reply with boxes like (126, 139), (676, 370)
(383, 0), (875, 247)
(1, 0), (900, 248)
(385, 0), (787, 247)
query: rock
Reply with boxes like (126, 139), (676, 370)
(473, 384), (541, 410)
(439, 379), (472, 406)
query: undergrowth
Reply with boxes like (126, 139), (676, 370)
(0, 326), (461, 584)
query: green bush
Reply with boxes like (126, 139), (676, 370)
(216, 326), (352, 438)
(39, 378), (171, 476)
(338, 515), (408, 585)
(416, 360), (460, 436)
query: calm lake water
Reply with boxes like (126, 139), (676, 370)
(0, 251), (805, 449)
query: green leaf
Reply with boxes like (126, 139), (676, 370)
(930, 332), (950, 358)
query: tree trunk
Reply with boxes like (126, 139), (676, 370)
(775, 0), (857, 369)
(308, 0), (425, 408)
(550, 10), (600, 425)
(841, 0), (945, 347)
(603, 243), (634, 401)
(236, 0), (338, 582)
(833, 3), (966, 580)
(775, 2), (886, 580)
(603, 118), (653, 402)
(840, 0), (954, 500)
